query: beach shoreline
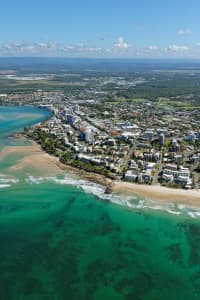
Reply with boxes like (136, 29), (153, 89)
(0, 139), (113, 187)
(1, 136), (200, 208)
(112, 181), (200, 207)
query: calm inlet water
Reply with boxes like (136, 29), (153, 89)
(0, 106), (200, 300)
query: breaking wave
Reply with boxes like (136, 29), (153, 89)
(24, 174), (200, 219)
(0, 173), (18, 188)
(1, 173), (200, 219)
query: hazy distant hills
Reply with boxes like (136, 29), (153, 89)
(1, 57), (200, 74)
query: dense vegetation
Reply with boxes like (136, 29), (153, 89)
(26, 129), (116, 179)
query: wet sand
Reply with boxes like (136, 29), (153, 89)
(1, 140), (200, 207)
(0, 142), (62, 175)
(0, 141), (112, 186)
(112, 181), (200, 207)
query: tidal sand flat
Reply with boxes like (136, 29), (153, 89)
(0, 143), (63, 176)
(2, 139), (199, 209)
(1, 106), (200, 300)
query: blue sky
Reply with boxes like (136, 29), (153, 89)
(1, 0), (200, 58)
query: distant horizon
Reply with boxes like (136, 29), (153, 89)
(2, 56), (200, 61)
(1, 1), (200, 58)
(1, 56), (200, 73)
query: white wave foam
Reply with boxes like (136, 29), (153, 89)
(187, 211), (200, 218)
(177, 204), (186, 210)
(0, 184), (11, 188)
(24, 174), (200, 219)
(0, 174), (18, 188)
(166, 209), (181, 215)
(188, 212), (197, 218)
(25, 176), (43, 184)
(24, 174), (137, 204)
(0, 178), (18, 184)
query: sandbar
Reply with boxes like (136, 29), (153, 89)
(1, 140), (200, 208)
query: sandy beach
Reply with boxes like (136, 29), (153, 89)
(0, 142), (62, 175)
(112, 181), (200, 207)
(1, 139), (200, 207)
(0, 140), (112, 186)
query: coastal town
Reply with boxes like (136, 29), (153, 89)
(1, 70), (199, 191)
(2, 2), (200, 299)
(33, 96), (200, 190)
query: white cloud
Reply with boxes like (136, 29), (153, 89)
(166, 44), (189, 52)
(62, 44), (104, 56)
(37, 42), (48, 48)
(147, 45), (158, 51)
(36, 42), (59, 50)
(0, 41), (61, 56)
(0, 40), (198, 58)
(177, 29), (191, 36)
(113, 37), (129, 49)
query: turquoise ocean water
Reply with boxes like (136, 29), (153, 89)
(1, 106), (200, 300)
